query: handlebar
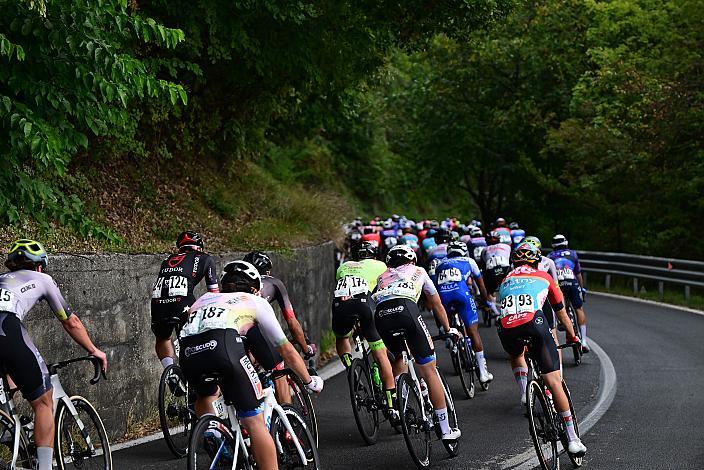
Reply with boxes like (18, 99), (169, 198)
(557, 342), (580, 350)
(431, 333), (457, 341)
(48, 355), (107, 385)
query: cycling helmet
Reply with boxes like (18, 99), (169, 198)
(434, 229), (451, 245)
(382, 220), (393, 229)
(5, 239), (48, 271)
(384, 236), (398, 250)
(221, 260), (262, 292)
(471, 219), (482, 228)
(486, 231), (501, 245)
(426, 228), (437, 239)
(552, 234), (569, 248)
(512, 241), (541, 266)
(450, 231), (460, 241)
(242, 251), (273, 275)
(350, 232), (362, 242)
(523, 236), (542, 250)
(469, 226), (483, 237)
(430, 220), (440, 229)
(352, 241), (377, 261)
(176, 231), (204, 250)
(447, 241), (469, 258)
(386, 245), (417, 268)
(509, 221), (520, 230)
(392, 214), (400, 222)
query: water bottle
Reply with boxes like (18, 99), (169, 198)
(371, 363), (382, 388)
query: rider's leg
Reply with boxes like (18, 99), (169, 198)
(510, 354), (528, 402)
(418, 360), (459, 437)
(31, 389), (55, 470)
(155, 337), (175, 367)
(241, 414), (278, 470)
(370, 341), (395, 407)
(335, 336), (352, 367)
(273, 369), (292, 405)
(576, 306), (587, 346)
(194, 394), (218, 417)
(542, 371), (580, 443)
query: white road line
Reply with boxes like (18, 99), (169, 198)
(590, 291), (704, 317)
(497, 338), (617, 469)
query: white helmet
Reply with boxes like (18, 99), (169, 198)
(221, 260), (262, 291)
(386, 244), (417, 267)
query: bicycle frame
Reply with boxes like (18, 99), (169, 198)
(397, 348), (431, 430)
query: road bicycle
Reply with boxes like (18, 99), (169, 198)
(268, 366), (319, 448)
(157, 316), (196, 458)
(187, 369), (320, 469)
(557, 300), (582, 366)
(346, 319), (394, 445)
(444, 308), (490, 400)
(393, 330), (460, 469)
(524, 339), (583, 470)
(0, 355), (111, 470)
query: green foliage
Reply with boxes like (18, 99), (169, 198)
(0, 0), (186, 239)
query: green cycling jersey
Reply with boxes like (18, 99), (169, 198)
(336, 259), (387, 292)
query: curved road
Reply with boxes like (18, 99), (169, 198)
(114, 294), (704, 469)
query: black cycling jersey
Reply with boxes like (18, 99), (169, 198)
(260, 276), (296, 320)
(150, 249), (218, 339)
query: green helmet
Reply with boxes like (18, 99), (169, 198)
(523, 236), (542, 250)
(6, 239), (48, 271)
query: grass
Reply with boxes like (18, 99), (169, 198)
(586, 273), (704, 311)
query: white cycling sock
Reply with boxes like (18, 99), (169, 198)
(560, 410), (578, 441)
(580, 325), (588, 346)
(476, 351), (487, 374)
(161, 356), (174, 368)
(513, 367), (528, 398)
(435, 407), (450, 434)
(37, 446), (53, 470)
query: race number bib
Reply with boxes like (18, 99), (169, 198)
(486, 256), (508, 270)
(428, 259), (441, 276)
(437, 267), (462, 285)
(0, 289), (16, 312)
(473, 246), (485, 260)
(499, 293), (535, 317)
(556, 268), (575, 281)
(499, 233), (512, 245)
(182, 306), (228, 335)
(373, 280), (417, 302)
(151, 276), (189, 298)
(334, 276), (369, 298)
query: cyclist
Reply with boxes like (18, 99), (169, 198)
(494, 218), (513, 245)
(496, 241), (586, 457)
(179, 260), (323, 469)
(427, 229), (451, 281)
(509, 222), (526, 249)
(480, 230), (512, 296)
(333, 242), (395, 414)
(373, 245), (462, 442)
(548, 235), (590, 353)
(151, 231), (219, 369)
(242, 251), (317, 403)
(436, 241), (494, 384)
(361, 226), (382, 251)
(467, 226), (487, 265)
(0, 239), (108, 470)
(399, 226), (420, 253)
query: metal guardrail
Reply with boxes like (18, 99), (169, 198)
(574, 250), (704, 300)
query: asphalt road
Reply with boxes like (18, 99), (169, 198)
(114, 294), (704, 469)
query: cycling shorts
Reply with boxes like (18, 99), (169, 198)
(180, 329), (263, 418)
(246, 325), (284, 371)
(439, 289), (478, 327)
(0, 312), (52, 401)
(559, 281), (583, 309)
(332, 294), (383, 348)
(484, 266), (511, 294)
(374, 298), (435, 365)
(497, 310), (559, 374)
(150, 296), (193, 340)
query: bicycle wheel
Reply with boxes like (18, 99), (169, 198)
(187, 415), (249, 470)
(55, 396), (112, 470)
(347, 358), (379, 445)
(396, 373), (431, 469)
(569, 308), (582, 366)
(526, 381), (558, 470)
(437, 370), (460, 458)
(0, 409), (34, 469)
(456, 338), (475, 399)
(270, 405), (321, 469)
(562, 381), (582, 468)
(281, 370), (319, 447)
(158, 363), (194, 457)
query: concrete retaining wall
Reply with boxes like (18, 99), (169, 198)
(21, 242), (335, 440)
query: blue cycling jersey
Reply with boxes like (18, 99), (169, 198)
(547, 248), (581, 283)
(435, 257), (481, 293)
(421, 237), (437, 254)
(400, 234), (419, 250)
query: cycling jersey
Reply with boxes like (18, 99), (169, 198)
(260, 275), (296, 320)
(0, 270), (72, 321)
(428, 244), (448, 263)
(181, 292), (288, 350)
(468, 236), (487, 263)
(421, 237), (437, 255)
(495, 227), (512, 245)
(418, 229), (429, 242)
(537, 256), (560, 328)
(335, 259), (387, 295)
(510, 229), (526, 248)
(547, 249), (582, 284)
(400, 234), (420, 251)
(373, 264), (437, 304)
(481, 244), (511, 271)
(497, 265), (564, 329)
(361, 232), (381, 248)
(435, 257), (481, 293)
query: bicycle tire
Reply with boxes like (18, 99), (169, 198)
(270, 405), (321, 469)
(526, 381), (559, 470)
(55, 396), (112, 470)
(437, 370), (460, 458)
(347, 358), (379, 445)
(281, 370), (319, 447)
(0, 409), (34, 469)
(456, 338), (475, 399)
(396, 373), (431, 469)
(568, 307), (582, 366)
(187, 414), (249, 470)
(158, 363), (193, 458)
(562, 381), (582, 468)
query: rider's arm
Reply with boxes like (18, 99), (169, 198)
(272, 278), (308, 351)
(425, 293), (451, 331)
(61, 315), (108, 371)
(546, 275), (577, 339)
(203, 255), (220, 293)
(276, 342), (312, 384)
(286, 316), (309, 352)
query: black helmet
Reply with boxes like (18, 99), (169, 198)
(176, 231), (204, 250)
(469, 226), (483, 237)
(5, 239), (49, 271)
(386, 245), (417, 268)
(511, 241), (541, 267)
(242, 251), (273, 275)
(486, 230), (500, 245)
(509, 221), (520, 230)
(221, 260), (262, 292)
(352, 241), (377, 261)
(447, 241), (469, 258)
(434, 229), (451, 245)
(552, 234), (568, 249)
